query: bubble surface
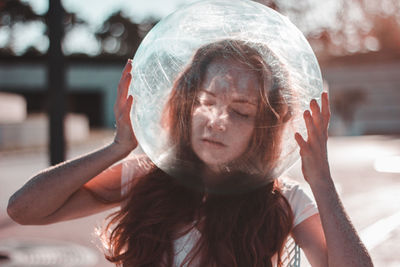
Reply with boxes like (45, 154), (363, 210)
(129, 0), (323, 193)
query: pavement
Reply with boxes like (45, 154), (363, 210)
(0, 130), (399, 266)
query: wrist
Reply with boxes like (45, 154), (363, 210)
(308, 174), (336, 194)
(109, 140), (136, 159)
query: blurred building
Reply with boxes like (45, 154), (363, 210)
(0, 56), (123, 129)
(0, 51), (400, 138)
(321, 51), (400, 135)
(0, 56), (120, 150)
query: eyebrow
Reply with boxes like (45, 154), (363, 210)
(200, 89), (257, 106)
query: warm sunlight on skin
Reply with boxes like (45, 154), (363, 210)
(190, 59), (259, 172)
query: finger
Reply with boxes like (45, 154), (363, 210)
(116, 72), (132, 109)
(122, 58), (133, 75)
(116, 96), (132, 127)
(321, 92), (331, 129)
(310, 99), (323, 130)
(295, 132), (309, 156)
(117, 60), (133, 99)
(120, 72), (132, 100)
(294, 132), (306, 148)
(114, 77), (132, 118)
(303, 110), (319, 143)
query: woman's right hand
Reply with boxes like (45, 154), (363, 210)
(7, 59), (139, 225)
(113, 59), (138, 155)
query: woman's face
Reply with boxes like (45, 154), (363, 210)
(191, 59), (260, 172)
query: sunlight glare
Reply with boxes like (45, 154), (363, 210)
(374, 156), (400, 173)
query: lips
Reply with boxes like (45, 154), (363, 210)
(202, 138), (226, 147)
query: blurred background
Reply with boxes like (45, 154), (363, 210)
(0, 0), (399, 266)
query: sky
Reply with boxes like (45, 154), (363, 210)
(6, 0), (340, 56)
(24, 0), (197, 25)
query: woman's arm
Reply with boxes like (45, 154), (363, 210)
(292, 214), (328, 267)
(7, 59), (137, 225)
(294, 92), (373, 267)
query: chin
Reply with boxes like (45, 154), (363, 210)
(199, 154), (232, 169)
(202, 157), (228, 167)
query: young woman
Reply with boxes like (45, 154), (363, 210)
(7, 40), (373, 267)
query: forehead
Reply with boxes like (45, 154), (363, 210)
(201, 59), (260, 98)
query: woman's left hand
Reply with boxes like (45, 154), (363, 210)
(294, 92), (374, 267)
(295, 92), (331, 186)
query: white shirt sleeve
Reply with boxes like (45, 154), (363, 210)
(279, 179), (319, 228)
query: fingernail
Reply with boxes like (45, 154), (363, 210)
(304, 110), (310, 117)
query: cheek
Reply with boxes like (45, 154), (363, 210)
(231, 117), (255, 132)
(230, 120), (255, 145)
(191, 108), (207, 133)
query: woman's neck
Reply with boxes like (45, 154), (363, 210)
(201, 164), (230, 188)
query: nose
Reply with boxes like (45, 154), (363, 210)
(206, 108), (228, 132)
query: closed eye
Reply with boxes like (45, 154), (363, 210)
(230, 104), (255, 118)
(232, 109), (250, 118)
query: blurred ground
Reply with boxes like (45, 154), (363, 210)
(0, 130), (399, 266)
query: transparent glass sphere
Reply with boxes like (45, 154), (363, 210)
(129, 0), (323, 193)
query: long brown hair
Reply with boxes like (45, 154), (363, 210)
(102, 40), (294, 266)
(165, 40), (293, 189)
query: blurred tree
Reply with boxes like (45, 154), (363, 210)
(95, 11), (158, 57)
(0, 0), (42, 22)
(0, 0), (43, 55)
(307, 0), (400, 57)
(0, 0), (86, 56)
(256, 0), (400, 57)
(0, 0), (399, 58)
(370, 15), (400, 53)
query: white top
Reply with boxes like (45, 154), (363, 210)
(120, 156), (318, 266)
